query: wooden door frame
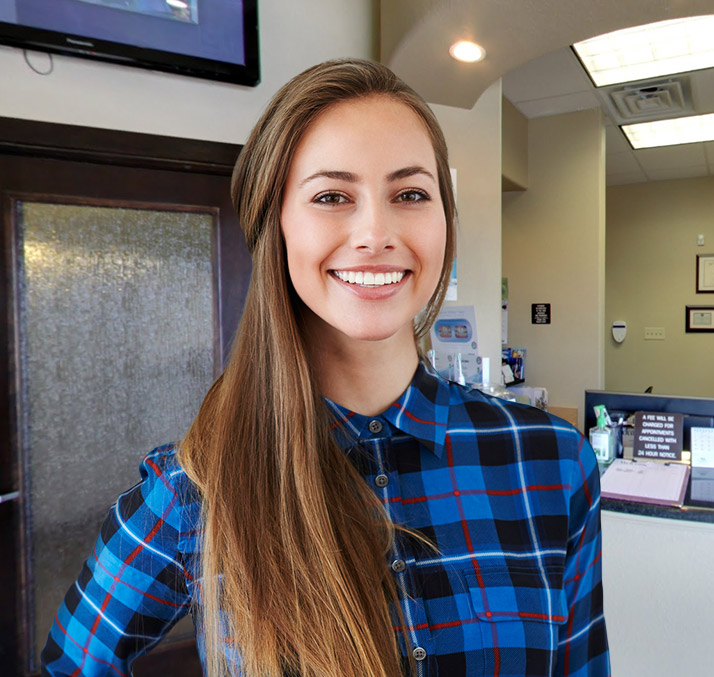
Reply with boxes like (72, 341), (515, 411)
(0, 117), (243, 676)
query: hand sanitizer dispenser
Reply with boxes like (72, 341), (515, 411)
(612, 321), (627, 344)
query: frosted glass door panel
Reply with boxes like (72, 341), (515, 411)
(15, 201), (216, 668)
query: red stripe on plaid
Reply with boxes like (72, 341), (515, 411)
(446, 434), (501, 677)
(392, 622), (430, 632)
(563, 442), (599, 673)
(79, 490), (178, 662)
(330, 410), (355, 429)
(577, 436), (593, 508)
(54, 615), (129, 677)
(92, 549), (188, 608)
(428, 610), (567, 630)
(400, 484), (571, 505)
(391, 402), (446, 426)
(564, 549), (602, 586)
(563, 481), (592, 674)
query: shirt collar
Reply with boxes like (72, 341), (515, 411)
(325, 360), (451, 458)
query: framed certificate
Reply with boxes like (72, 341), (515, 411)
(696, 254), (714, 293)
(686, 305), (714, 332)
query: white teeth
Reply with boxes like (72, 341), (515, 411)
(333, 270), (405, 287)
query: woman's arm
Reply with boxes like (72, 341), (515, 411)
(41, 445), (193, 676)
(556, 435), (611, 677)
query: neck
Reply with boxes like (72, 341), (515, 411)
(308, 325), (420, 417)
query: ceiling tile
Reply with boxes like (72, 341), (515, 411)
(502, 47), (592, 104)
(644, 165), (709, 181)
(607, 151), (641, 174)
(635, 143), (707, 170)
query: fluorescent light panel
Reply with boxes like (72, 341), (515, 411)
(622, 112), (714, 149)
(573, 16), (714, 87)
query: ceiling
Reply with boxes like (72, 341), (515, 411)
(380, 0), (714, 185)
(502, 48), (714, 185)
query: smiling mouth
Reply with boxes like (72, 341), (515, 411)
(331, 270), (406, 287)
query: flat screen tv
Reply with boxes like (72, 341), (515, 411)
(0, 0), (259, 86)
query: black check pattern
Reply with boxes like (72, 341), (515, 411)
(42, 363), (610, 676)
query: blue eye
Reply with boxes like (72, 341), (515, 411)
(397, 189), (429, 203)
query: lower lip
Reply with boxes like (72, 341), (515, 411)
(329, 272), (410, 299)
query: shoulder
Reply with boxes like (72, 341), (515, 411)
(446, 381), (588, 464)
(121, 443), (202, 541)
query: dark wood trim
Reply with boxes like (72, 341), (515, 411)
(0, 118), (247, 676)
(0, 117), (240, 176)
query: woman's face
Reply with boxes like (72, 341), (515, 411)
(280, 95), (447, 348)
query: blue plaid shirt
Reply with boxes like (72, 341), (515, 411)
(42, 363), (610, 676)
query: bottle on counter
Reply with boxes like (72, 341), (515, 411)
(589, 404), (616, 473)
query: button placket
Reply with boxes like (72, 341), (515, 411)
(380, 438), (434, 673)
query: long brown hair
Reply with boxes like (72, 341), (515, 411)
(180, 58), (456, 677)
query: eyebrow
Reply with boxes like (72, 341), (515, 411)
(386, 165), (436, 183)
(299, 165), (436, 187)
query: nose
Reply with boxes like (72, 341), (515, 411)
(350, 198), (394, 253)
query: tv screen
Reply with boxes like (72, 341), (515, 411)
(0, 0), (259, 86)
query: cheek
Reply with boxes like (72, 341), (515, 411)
(422, 218), (448, 275)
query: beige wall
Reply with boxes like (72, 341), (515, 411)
(0, 0), (379, 144)
(502, 109), (606, 425)
(502, 97), (528, 191)
(432, 81), (504, 373)
(606, 176), (714, 397)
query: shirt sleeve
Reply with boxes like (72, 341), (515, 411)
(41, 445), (193, 677)
(556, 434), (611, 677)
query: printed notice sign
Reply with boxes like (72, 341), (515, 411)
(531, 303), (551, 324)
(633, 411), (684, 461)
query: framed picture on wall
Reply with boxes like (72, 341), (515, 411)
(696, 254), (714, 293)
(685, 306), (714, 332)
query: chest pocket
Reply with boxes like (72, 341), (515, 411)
(466, 567), (568, 677)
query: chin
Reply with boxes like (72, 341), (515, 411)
(336, 320), (416, 345)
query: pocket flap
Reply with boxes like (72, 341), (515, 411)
(466, 569), (568, 625)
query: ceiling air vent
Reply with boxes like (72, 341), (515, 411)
(608, 77), (693, 122)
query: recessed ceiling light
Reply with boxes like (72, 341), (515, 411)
(449, 40), (486, 63)
(573, 15), (714, 87)
(622, 112), (714, 149)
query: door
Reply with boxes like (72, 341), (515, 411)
(0, 118), (250, 676)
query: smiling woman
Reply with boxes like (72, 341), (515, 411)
(41, 59), (610, 677)
(280, 95), (447, 388)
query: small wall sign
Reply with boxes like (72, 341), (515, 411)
(531, 303), (551, 324)
(633, 411), (684, 461)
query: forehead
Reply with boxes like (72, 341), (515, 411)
(289, 95), (437, 172)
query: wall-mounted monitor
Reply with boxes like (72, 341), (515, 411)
(0, 0), (259, 86)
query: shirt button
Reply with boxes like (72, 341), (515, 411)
(412, 647), (427, 661)
(391, 559), (406, 573)
(368, 419), (383, 434)
(374, 474), (389, 488)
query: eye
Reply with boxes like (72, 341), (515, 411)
(313, 191), (350, 205)
(395, 189), (429, 203)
